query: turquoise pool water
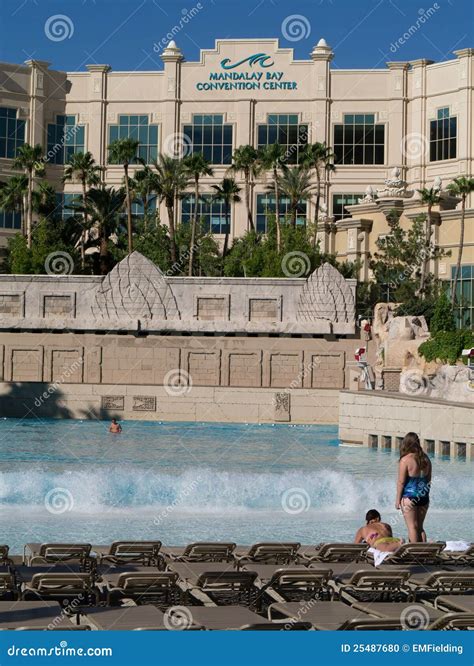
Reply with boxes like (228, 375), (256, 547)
(0, 419), (472, 552)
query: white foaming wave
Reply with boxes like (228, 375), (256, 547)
(0, 467), (471, 514)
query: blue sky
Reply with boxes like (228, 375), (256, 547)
(0, 0), (472, 71)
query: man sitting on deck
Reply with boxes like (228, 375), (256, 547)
(354, 509), (403, 553)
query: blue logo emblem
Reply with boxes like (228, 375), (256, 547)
(220, 53), (274, 70)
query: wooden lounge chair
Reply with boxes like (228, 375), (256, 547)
(0, 601), (65, 629)
(260, 568), (333, 603)
(0, 573), (19, 600)
(441, 544), (474, 565)
(106, 571), (181, 608)
(352, 601), (444, 627)
(339, 618), (404, 630)
(190, 570), (259, 607)
(409, 571), (474, 598)
(166, 542), (236, 563)
(22, 573), (99, 606)
(24, 543), (93, 570)
(239, 622), (312, 630)
(428, 613), (474, 630)
(170, 605), (270, 630)
(435, 595), (474, 613)
(373, 542), (445, 565)
(334, 569), (413, 602)
(81, 606), (169, 630)
(234, 543), (300, 566)
(98, 541), (164, 568)
(268, 600), (371, 630)
(300, 543), (368, 564)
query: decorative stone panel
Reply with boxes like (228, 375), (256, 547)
(187, 351), (221, 386)
(228, 352), (262, 387)
(269, 353), (303, 388)
(249, 298), (280, 322)
(132, 396), (156, 411)
(11, 349), (42, 382)
(43, 295), (74, 317)
(274, 392), (290, 421)
(308, 353), (344, 389)
(196, 297), (227, 321)
(0, 294), (23, 316)
(101, 395), (124, 411)
(51, 349), (84, 383)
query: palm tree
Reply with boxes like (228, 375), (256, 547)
(257, 143), (287, 251)
(417, 187), (441, 296)
(108, 138), (139, 255)
(447, 176), (474, 303)
(183, 153), (214, 275)
(131, 164), (160, 230)
(211, 177), (241, 262)
(153, 154), (190, 264)
(32, 181), (57, 219)
(300, 142), (335, 245)
(63, 152), (103, 268)
(12, 144), (45, 248)
(228, 145), (260, 232)
(0, 175), (28, 232)
(78, 186), (126, 275)
(277, 166), (314, 228)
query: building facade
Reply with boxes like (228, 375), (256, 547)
(0, 38), (473, 316)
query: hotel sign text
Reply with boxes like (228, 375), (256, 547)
(196, 53), (298, 92)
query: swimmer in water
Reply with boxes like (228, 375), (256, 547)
(109, 418), (122, 434)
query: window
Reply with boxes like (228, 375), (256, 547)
(0, 107), (25, 159)
(55, 193), (82, 219)
(0, 209), (21, 230)
(332, 193), (363, 221)
(430, 107), (457, 162)
(256, 193), (307, 233)
(108, 115), (159, 164)
(333, 114), (384, 165)
(182, 115), (233, 165)
(257, 114), (308, 164)
(47, 115), (85, 165)
(450, 264), (473, 329)
(182, 194), (229, 234)
(120, 199), (157, 220)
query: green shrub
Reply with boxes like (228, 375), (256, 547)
(418, 329), (474, 365)
(430, 292), (456, 333)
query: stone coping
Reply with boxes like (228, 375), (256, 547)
(340, 389), (474, 410)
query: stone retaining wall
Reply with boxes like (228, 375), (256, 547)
(339, 390), (474, 460)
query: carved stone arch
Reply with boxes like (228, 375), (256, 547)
(297, 262), (355, 323)
(91, 252), (180, 320)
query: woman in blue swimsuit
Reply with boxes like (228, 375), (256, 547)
(396, 432), (432, 542)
